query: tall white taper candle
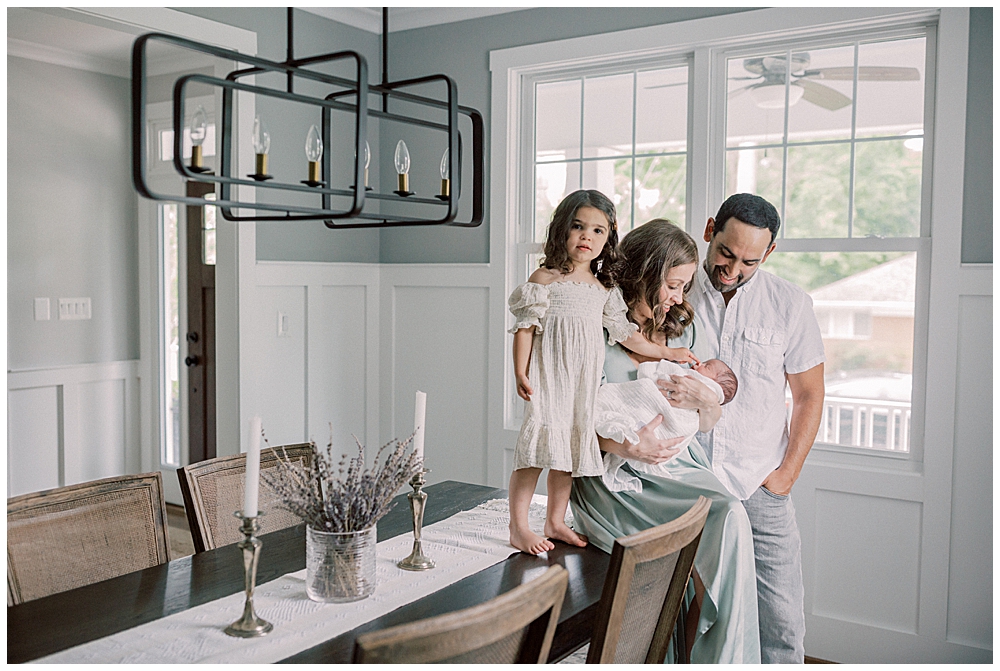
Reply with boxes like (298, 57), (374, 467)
(244, 416), (262, 516)
(413, 391), (426, 461)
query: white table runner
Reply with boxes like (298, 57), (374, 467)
(34, 496), (555, 664)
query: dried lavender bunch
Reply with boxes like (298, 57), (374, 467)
(262, 429), (423, 533)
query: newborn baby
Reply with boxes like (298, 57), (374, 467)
(594, 358), (738, 493)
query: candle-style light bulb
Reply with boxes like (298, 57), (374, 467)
(190, 105), (207, 169)
(439, 147), (450, 198)
(305, 124), (323, 184)
(252, 115), (270, 176)
(394, 140), (411, 194)
(364, 141), (371, 188)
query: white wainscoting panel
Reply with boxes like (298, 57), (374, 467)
(252, 263), (380, 457)
(812, 489), (922, 633)
(249, 285), (308, 447)
(380, 265), (493, 487)
(945, 295), (992, 650)
(7, 360), (139, 497)
(7, 385), (61, 497)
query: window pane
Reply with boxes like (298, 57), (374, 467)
(726, 52), (790, 148)
(203, 193), (217, 266)
(787, 45), (855, 142)
(535, 161), (580, 242)
(633, 155), (686, 229)
(536, 80), (581, 162)
(159, 204), (181, 467)
(784, 143), (850, 238)
(583, 73), (634, 158)
(581, 158), (627, 225)
(724, 146), (783, 213)
(853, 138), (922, 237)
(855, 37), (926, 139)
(635, 67), (688, 154)
(767, 251), (916, 452)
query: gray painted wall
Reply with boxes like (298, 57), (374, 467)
(7, 56), (138, 370)
(961, 7), (992, 264)
(178, 7), (383, 263)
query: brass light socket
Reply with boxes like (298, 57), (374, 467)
(440, 179), (450, 197)
(397, 173), (409, 193)
(308, 161), (320, 182)
(255, 153), (268, 175)
(191, 145), (203, 168)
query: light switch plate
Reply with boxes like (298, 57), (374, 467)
(277, 311), (289, 337)
(58, 297), (92, 320)
(34, 298), (50, 321)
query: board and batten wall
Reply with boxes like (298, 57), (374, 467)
(242, 259), (497, 487)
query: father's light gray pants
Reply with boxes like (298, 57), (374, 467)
(742, 486), (806, 663)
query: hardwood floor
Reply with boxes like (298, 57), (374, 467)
(166, 503), (195, 559)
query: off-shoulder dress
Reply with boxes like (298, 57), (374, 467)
(507, 281), (637, 477)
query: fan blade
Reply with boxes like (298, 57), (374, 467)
(643, 81), (688, 90)
(727, 83), (755, 100)
(803, 66), (921, 81)
(798, 79), (852, 111)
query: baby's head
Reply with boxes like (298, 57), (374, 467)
(695, 359), (738, 405)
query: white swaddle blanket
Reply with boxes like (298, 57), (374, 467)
(595, 360), (724, 493)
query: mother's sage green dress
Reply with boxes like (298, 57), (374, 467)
(569, 341), (761, 664)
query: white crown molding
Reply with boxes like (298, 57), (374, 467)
(8, 36), (128, 77)
(300, 7), (530, 34)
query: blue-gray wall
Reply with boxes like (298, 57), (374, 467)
(961, 7), (992, 264)
(7, 56), (138, 369)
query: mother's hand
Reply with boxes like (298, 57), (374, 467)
(598, 415), (684, 465)
(656, 375), (722, 433)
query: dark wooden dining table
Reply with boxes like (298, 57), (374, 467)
(7, 480), (610, 664)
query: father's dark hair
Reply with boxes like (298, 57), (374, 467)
(712, 193), (781, 243)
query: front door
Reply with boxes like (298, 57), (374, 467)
(185, 181), (217, 463)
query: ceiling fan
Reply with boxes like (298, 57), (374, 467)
(644, 51), (920, 111)
(728, 52), (920, 111)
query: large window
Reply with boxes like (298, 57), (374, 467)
(510, 16), (933, 454)
(722, 33), (928, 453)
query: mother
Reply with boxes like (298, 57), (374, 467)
(569, 220), (760, 664)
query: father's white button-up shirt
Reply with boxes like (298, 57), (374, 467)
(687, 265), (825, 501)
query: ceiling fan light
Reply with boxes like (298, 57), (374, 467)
(751, 83), (804, 109)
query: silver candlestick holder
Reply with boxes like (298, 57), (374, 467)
(397, 469), (435, 571)
(224, 511), (274, 638)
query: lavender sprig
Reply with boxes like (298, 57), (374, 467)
(262, 429), (423, 533)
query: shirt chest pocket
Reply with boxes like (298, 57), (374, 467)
(742, 326), (785, 376)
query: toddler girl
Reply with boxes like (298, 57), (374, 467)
(507, 189), (697, 554)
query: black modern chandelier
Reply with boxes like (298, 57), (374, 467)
(131, 8), (483, 229)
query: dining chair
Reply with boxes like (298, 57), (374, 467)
(177, 443), (313, 552)
(585, 496), (711, 664)
(7, 472), (170, 606)
(353, 564), (569, 663)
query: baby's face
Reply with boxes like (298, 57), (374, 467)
(695, 359), (725, 381)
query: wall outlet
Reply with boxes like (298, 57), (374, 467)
(34, 298), (51, 321)
(58, 297), (92, 320)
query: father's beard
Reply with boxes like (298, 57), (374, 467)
(704, 261), (751, 294)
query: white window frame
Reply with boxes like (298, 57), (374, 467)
(489, 7), (965, 477)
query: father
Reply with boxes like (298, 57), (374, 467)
(687, 193), (825, 663)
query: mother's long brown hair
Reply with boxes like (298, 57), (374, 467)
(613, 219), (698, 341)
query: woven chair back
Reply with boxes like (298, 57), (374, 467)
(586, 496), (711, 664)
(177, 444), (313, 552)
(7, 472), (170, 606)
(353, 564), (569, 663)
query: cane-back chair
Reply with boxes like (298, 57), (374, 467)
(7, 472), (170, 606)
(354, 564), (569, 663)
(177, 443), (313, 552)
(586, 496), (711, 664)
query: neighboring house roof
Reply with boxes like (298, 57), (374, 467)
(810, 253), (916, 316)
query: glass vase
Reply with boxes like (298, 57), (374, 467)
(305, 525), (376, 603)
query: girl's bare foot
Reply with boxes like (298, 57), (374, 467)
(510, 525), (555, 554)
(544, 521), (588, 548)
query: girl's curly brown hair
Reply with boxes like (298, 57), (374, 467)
(539, 190), (619, 288)
(613, 219), (698, 341)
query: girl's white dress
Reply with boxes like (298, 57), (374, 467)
(508, 281), (637, 477)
